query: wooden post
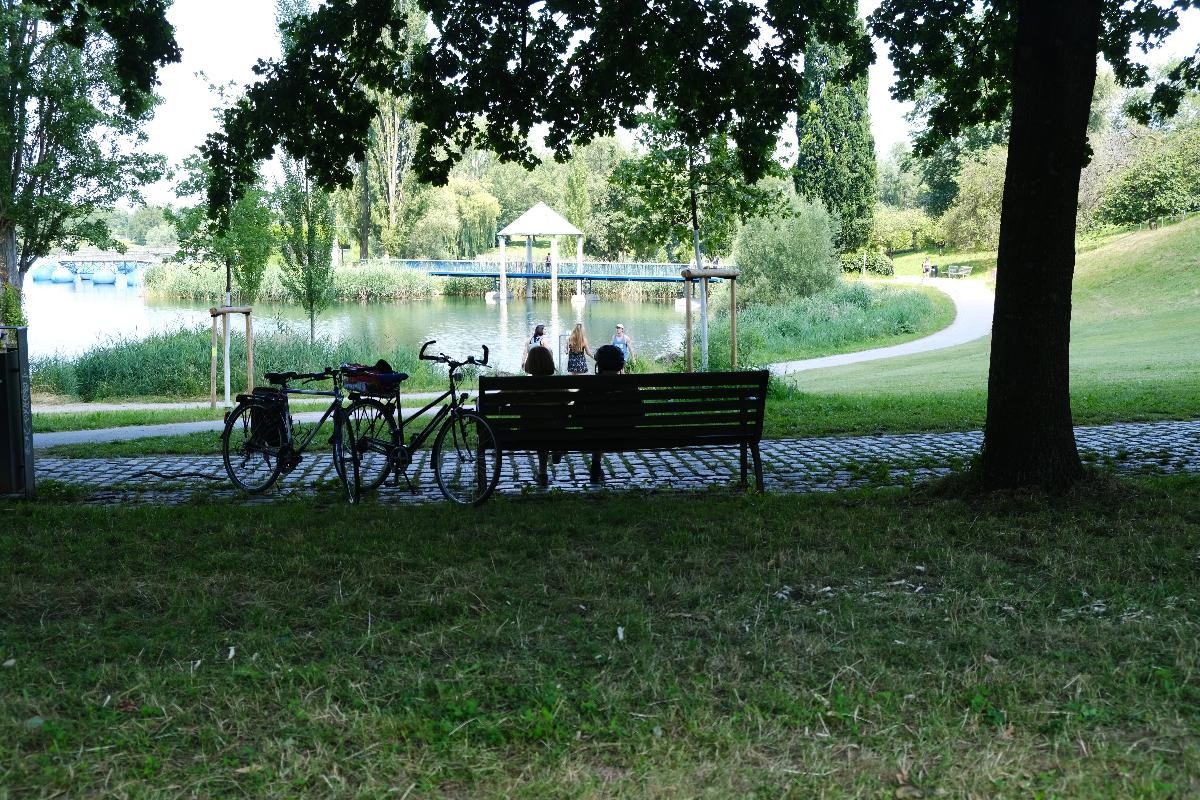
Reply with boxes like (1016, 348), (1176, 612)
(245, 311), (254, 391)
(680, 267), (739, 373)
(210, 314), (218, 409)
(222, 311), (231, 406)
(684, 278), (693, 372)
(729, 277), (737, 369)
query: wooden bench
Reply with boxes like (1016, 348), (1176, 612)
(477, 370), (769, 489)
(946, 265), (972, 278)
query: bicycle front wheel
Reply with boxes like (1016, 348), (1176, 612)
(346, 398), (398, 492)
(222, 402), (285, 493)
(431, 410), (500, 505)
(332, 411), (362, 504)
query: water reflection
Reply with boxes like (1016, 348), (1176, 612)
(23, 275), (687, 374)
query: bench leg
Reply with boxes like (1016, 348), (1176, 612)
(751, 443), (764, 491)
(739, 442), (748, 489)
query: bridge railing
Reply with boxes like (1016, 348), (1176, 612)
(376, 258), (689, 279)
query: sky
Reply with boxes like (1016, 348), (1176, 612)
(140, 0), (1200, 205)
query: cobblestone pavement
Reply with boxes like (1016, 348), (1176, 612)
(28, 419), (1200, 505)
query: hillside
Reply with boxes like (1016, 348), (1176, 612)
(776, 218), (1200, 434)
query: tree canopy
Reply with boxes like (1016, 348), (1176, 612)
(205, 0), (870, 224)
(0, 1), (177, 290)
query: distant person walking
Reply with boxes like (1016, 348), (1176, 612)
(922, 257), (931, 281)
(522, 323), (546, 369)
(610, 323), (635, 366)
(544, 253), (552, 272)
(566, 323), (593, 374)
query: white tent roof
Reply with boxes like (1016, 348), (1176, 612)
(498, 202), (582, 237)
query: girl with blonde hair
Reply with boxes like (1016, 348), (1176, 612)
(566, 322), (593, 374)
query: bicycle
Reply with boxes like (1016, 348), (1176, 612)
(342, 341), (501, 505)
(221, 367), (361, 503)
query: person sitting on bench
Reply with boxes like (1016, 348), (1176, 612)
(584, 344), (643, 484)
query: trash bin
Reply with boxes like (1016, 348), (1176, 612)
(0, 325), (34, 498)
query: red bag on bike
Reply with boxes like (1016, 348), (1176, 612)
(343, 360), (408, 396)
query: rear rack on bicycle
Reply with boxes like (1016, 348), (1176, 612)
(343, 363), (409, 396)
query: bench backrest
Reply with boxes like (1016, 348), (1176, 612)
(478, 370), (769, 451)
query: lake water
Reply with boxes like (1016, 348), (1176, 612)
(23, 272), (688, 374)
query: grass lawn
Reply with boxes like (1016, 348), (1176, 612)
(3, 481), (1199, 797)
(890, 248), (998, 280)
(35, 399), (361, 433)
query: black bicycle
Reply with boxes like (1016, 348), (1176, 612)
(221, 367), (361, 502)
(342, 341), (501, 505)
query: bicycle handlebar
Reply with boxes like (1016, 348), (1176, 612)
(419, 340), (489, 367)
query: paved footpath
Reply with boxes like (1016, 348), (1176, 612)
(770, 277), (994, 375)
(31, 420), (1200, 505)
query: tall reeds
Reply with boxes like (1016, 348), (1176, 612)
(32, 327), (445, 401)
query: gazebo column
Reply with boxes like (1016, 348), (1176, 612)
(525, 235), (534, 299)
(550, 235), (559, 302)
(497, 235), (508, 301)
(575, 235), (584, 300)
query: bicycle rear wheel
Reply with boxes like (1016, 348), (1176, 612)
(222, 402), (285, 493)
(332, 411), (362, 504)
(432, 410), (500, 505)
(346, 398), (398, 492)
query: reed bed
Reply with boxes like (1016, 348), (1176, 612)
(32, 328), (445, 401)
(144, 263), (442, 304)
(706, 281), (946, 369)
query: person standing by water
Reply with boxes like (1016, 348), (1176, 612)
(611, 323), (635, 366)
(566, 323), (593, 374)
(522, 323), (546, 369)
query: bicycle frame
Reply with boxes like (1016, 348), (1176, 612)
(282, 383), (346, 453)
(398, 380), (470, 453)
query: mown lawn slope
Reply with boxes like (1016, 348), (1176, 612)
(769, 217), (1200, 437)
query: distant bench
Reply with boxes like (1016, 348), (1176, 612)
(477, 370), (769, 490)
(946, 265), (973, 278)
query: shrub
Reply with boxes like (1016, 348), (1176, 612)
(838, 250), (895, 276)
(872, 206), (942, 254)
(1, 283), (26, 326)
(733, 197), (840, 304)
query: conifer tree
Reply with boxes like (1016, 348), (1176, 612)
(793, 22), (877, 251)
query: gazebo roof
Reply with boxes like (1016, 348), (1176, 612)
(498, 202), (581, 237)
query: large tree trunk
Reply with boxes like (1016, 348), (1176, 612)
(980, 0), (1099, 488)
(0, 220), (22, 292)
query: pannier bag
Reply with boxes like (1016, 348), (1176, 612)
(343, 359), (409, 396)
(235, 387), (287, 448)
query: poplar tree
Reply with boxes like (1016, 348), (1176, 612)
(793, 22), (877, 251)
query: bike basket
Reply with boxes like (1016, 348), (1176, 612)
(343, 363), (408, 396)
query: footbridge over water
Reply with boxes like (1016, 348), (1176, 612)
(383, 258), (688, 284)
